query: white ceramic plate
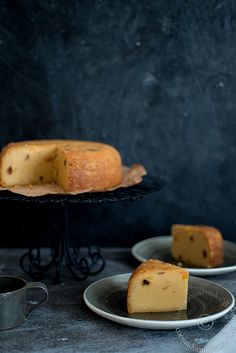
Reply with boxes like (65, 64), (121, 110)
(131, 236), (236, 276)
(83, 273), (234, 330)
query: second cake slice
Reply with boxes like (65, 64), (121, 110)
(171, 224), (224, 268)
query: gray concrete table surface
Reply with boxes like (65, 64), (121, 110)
(0, 248), (235, 353)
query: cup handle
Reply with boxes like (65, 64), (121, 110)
(25, 282), (48, 317)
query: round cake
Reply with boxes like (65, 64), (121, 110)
(0, 140), (122, 192)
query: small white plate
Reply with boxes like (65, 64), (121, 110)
(83, 273), (234, 330)
(131, 236), (236, 276)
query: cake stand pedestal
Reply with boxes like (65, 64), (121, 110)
(0, 176), (164, 283)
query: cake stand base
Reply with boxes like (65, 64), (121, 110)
(0, 175), (164, 283)
(19, 207), (105, 283)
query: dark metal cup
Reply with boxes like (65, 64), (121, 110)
(0, 275), (48, 330)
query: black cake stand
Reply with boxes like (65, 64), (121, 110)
(0, 176), (164, 283)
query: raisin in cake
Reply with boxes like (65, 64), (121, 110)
(127, 259), (189, 313)
(0, 140), (122, 192)
(171, 224), (224, 268)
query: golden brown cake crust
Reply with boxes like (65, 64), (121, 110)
(0, 140), (122, 192)
(204, 228), (224, 267)
(128, 259), (188, 288)
(65, 147), (122, 191)
(129, 259), (188, 277)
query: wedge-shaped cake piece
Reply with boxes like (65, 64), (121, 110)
(171, 224), (224, 268)
(127, 259), (189, 313)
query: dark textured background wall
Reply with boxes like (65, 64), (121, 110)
(0, 0), (235, 247)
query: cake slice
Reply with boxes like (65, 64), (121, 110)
(127, 259), (189, 313)
(171, 224), (224, 268)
